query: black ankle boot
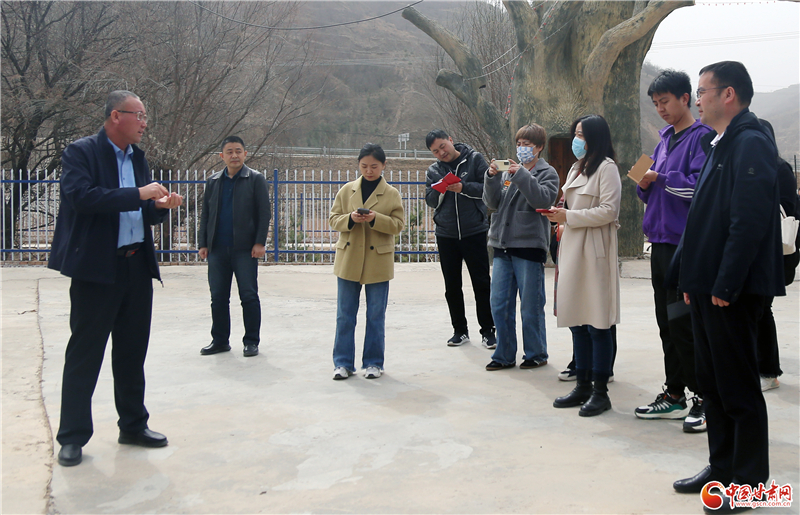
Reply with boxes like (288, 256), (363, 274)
(580, 376), (611, 417)
(553, 380), (592, 408)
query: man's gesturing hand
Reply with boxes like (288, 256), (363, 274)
(140, 182), (169, 200)
(155, 192), (183, 209)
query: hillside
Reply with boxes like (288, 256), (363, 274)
(279, 2), (462, 154)
(749, 84), (800, 159)
(265, 3), (798, 170)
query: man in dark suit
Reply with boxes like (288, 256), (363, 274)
(197, 136), (271, 357)
(670, 62), (785, 513)
(48, 90), (183, 467)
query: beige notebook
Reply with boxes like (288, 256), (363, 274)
(627, 154), (655, 183)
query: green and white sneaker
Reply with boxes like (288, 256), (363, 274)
(683, 396), (707, 433)
(635, 390), (690, 419)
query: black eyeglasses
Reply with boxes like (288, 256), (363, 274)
(117, 110), (148, 122)
(695, 86), (728, 98)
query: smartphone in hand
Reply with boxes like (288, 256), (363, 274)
(535, 208), (554, 214)
(357, 208), (370, 215)
(495, 160), (511, 172)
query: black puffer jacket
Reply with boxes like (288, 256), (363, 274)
(424, 143), (489, 239)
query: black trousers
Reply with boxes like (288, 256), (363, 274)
(436, 232), (494, 336)
(756, 296), (782, 377)
(690, 292), (768, 487)
(651, 243), (698, 396)
(57, 251), (153, 446)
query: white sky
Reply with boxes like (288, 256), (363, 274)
(646, 0), (799, 92)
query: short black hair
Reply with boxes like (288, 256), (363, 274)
(221, 136), (245, 152)
(647, 69), (692, 101)
(357, 143), (386, 164)
(571, 115), (616, 178)
(105, 90), (139, 119)
(699, 61), (754, 107)
(425, 129), (450, 150)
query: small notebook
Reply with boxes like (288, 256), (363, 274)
(627, 154), (655, 183)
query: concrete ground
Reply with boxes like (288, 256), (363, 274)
(2, 261), (798, 514)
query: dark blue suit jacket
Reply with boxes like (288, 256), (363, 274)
(48, 128), (167, 284)
(670, 109), (786, 302)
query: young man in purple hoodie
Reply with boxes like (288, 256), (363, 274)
(634, 70), (711, 433)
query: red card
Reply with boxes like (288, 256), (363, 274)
(432, 172), (461, 193)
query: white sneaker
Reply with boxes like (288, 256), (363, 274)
(761, 376), (780, 391)
(558, 368), (577, 381)
(333, 367), (352, 380)
(364, 366), (382, 379)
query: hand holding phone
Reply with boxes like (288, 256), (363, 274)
(351, 207), (372, 223)
(535, 208), (554, 214)
(495, 160), (511, 172)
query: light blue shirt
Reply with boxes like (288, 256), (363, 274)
(108, 138), (144, 248)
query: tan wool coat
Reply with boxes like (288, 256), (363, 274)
(556, 158), (622, 329)
(330, 176), (405, 284)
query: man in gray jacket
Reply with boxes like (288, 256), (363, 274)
(425, 130), (495, 349)
(198, 136), (271, 357)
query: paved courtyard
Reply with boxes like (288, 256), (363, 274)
(2, 262), (798, 514)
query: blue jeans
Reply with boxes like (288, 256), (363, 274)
(570, 325), (613, 379)
(333, 278), (389, 371)
(208, 247), (261, 347)
(490, 253), (548, 365)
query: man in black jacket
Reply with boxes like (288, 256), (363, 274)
(424, 130), (495, 348)
(48, 90), (183, 467)
(198, 136), (271, 357)
(671, 62), (785, 511)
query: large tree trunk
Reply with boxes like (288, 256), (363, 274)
(404, 0), (692, 256)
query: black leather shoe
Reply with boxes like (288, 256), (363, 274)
(58, 444), (82, 466)
(200, 342), (231, 355)
(243, 344), (259, 357)
(118, 428), (168, 448)
(674, 466), (731, 494)
(579, 391), (612, 417)
(553, 382), (592, 408)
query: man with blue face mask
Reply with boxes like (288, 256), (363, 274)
(425, 130), (496, 349)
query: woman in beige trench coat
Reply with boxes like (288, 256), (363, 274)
(329, 144), (405, 381)
(545, 115), (621, 417)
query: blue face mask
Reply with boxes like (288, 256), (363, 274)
(571, 136), (587, 160)
(516, 146), (535, 164)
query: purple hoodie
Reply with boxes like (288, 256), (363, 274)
(637, 119), (712, 245)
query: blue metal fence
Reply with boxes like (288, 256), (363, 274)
(0, 169), (439, 264)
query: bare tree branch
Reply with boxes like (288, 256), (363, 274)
(401, 6), (485, 88)
(403, 5), (508, 151)
(583, 0), (692, 108)
(503, 0), (538, 51)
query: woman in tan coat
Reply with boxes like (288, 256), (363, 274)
(545, 115), (621, 417)
(329, 144), (405, 380)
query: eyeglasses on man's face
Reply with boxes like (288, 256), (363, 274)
(117, 110), (148, 122)
(695, 86), (728, 99)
